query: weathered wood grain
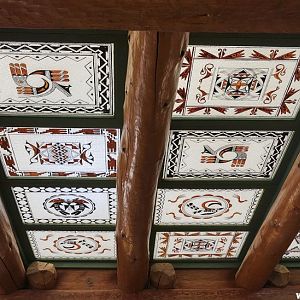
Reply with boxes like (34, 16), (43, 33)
(116, 31), (189, 292)
(0, 198), (25, 294)
(236, 153), (300, 291)
(0, 1), (299, 33)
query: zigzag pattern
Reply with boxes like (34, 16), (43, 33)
(164, 130), (293, 179)
(0, 42), (113, 115)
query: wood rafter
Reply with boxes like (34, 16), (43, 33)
(116, 31), (189, 292)
(236, 152), (300, 291)
(0, 198), (25, 294)
(0, 1), (299, 33)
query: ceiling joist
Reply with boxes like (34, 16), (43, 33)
(116, 31), (189, 292)
(0, 1), (300, 33)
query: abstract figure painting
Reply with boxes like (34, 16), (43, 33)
(13, 187), (117, 225)
(27, 231), (116, 260)
(153, 231), (248, 259)
(0, 42), (114, 115)
(0, 127), (119, 177)
(164, 130), (292, 179)
(154, 189), (263, 225)
(174, 46), (300, 118)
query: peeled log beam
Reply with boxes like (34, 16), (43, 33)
(236, 153), (300, 291)
(0, 1), (299, 33)
(0, 197), (25, 294)
(116, 31), (189, 292)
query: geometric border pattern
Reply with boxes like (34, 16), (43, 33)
(0, 42), (114, 116)
(163, 130), (293, 180)
(0, 127), (119, 177)
(283, 232), (300, 260)
(12, 187), (117, 225)
(173, 45), (300, 119)
(27, 230), (116, 260)
(153, 231), (248, 259)
(154, 189), (263, 225)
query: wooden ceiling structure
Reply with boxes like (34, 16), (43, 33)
(0, 1), (300, 299)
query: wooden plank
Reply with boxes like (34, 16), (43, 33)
(235, 152), (300, 291)
(0, 198), (25, 294)
(116, 31), (189, 293)
(0, 1), (299, 32)
(4, 269), (300, 299)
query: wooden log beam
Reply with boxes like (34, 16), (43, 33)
(5, 269), (300, 300)
(0, 198), (25, 294)
(236, 152), (300, 291)
(0, 1), (299, 33)
(116, 31), (189, 293)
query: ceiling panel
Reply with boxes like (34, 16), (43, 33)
(27, 230), (116, 260)
(0, 127), (119, 177)
(12, 186), (116, 225)
(163, 130), (292, 180)
(0, 42), (114, 116)
(173, 45), (300, 119)
(153, 231), (248, 259)
(154, 189), (262, 225)
(283, 232), (300, 260)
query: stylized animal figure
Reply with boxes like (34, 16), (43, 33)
(201, 145), (249, 167)
(10, 63), (71, 97)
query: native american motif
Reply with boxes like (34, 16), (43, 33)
(13, 187), (117, 225)
(27, 230), (116, 260)
(25, 141), (94, 165)
(154, 231), (248, 259)
(213, 69), (267, 101)
(173, 45), (300, 118)
(154, 189), (262, 225)
(43, 194), (95, 218)
(164, 131), (292, 179)
(0, 127), (119, 177)
(200, 145), (249, 167)
(53, 235), (100, 254)
(10, 63), (71, 97)
(0, 42), (114, 115)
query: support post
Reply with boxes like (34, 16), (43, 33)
(0, 197), (25, 294)
(116, 31), (189, 293)
(235, 153), (300, 291)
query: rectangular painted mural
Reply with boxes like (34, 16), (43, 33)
(174, 46), (300, 119)
(27, 230), (116, 260)
(0, 127), (119, 177)
(153, 231), (248, 259)
(0, 42), (114, 115)
(164, 130), (292, 179)
(154, 189), (263, 225)
(13, 187), (117, 225)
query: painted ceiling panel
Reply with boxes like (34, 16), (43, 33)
(173, 45), (300, 119)
(0, 42), (114, 115)
(164, 130), (293, 180)
(12, 187), (117, 225)
(27, 230), (116, 260)
(153, 231), (248, 259)
(283, 232), (300, 260)
(154, 189), (262, 225)
(0, 127), (119, 177)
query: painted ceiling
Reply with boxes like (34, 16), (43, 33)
(0, 31), (299, 269)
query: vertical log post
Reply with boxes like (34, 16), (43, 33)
(235, 153), (300, 291)
(0, 197), (25, 294)
(116, 31), (189, 293)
